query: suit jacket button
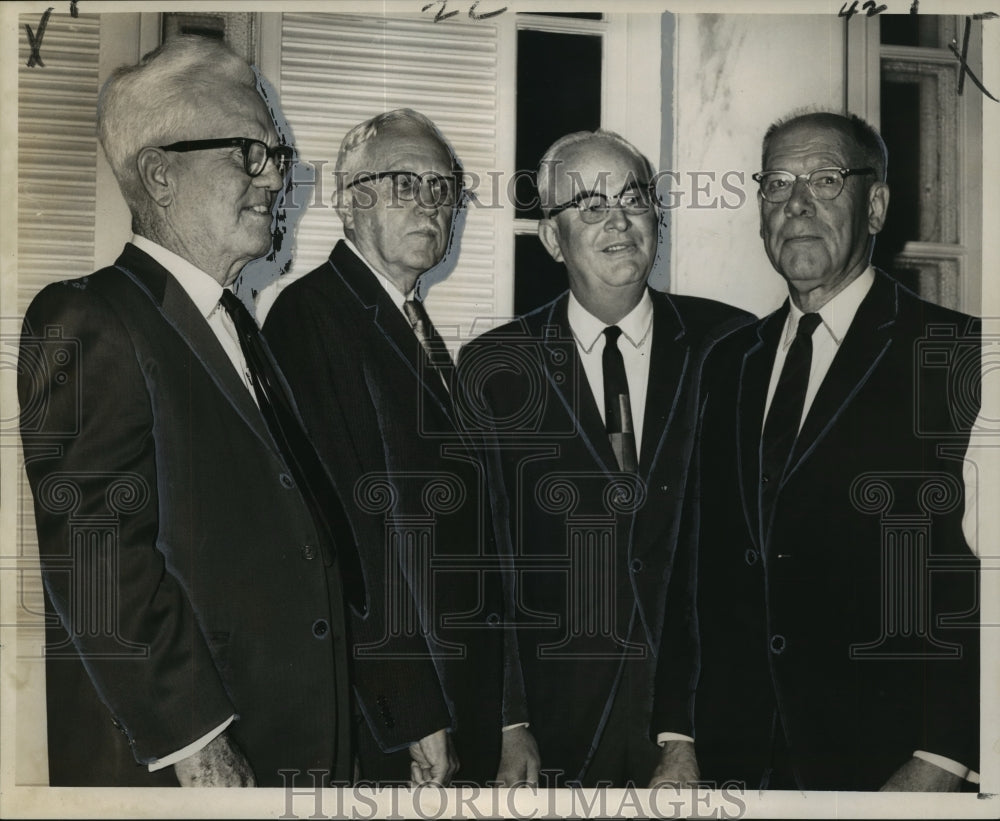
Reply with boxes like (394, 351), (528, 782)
(301, 544), (317, 560)
(486, 612), (501, 626)
(630, 558), (644, 573)
(761, 473), (771, 485)
(279, 472), (295, 489)
(745, 548), (758, 565)
(312, 619), (329, 638)
(770, 634), (786, 654)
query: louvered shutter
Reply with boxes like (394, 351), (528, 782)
(14, 13), (101, 784)
(16, 15), (101, 616)
(259, 12), (503, 350)
(17, 14), (100, 312)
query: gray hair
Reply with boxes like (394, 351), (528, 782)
(537, 130), (655, 217)
(97, 35), (258, 219)
(762, 110), (888, 182)
(335, 108), (460, 196)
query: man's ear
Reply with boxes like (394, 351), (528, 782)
(538, 218), (564, 263)
(867, 182), (889, 235)
(136, 147), (173, 208)
(758, 192), (766, 240)
(335, 189), (355, 233)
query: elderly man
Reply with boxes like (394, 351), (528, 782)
(17, 36), (362, 786)
(264, 109), (504, 784)
(459, 130), (751, 787)
(653, 111), (981, 791)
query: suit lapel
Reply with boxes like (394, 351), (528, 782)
(541, 296), (618, 474)
(328, 242), (455, 424)
(783, 271), (898, 484)
(638, 291), (688, 479)
(738, 306), (787, 548)
(114, 245), (273, 450)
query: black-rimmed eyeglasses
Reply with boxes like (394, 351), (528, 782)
(158, 138), (295, 178)
(547, 184), (658, 223)
(345, 170), (462, 208)
(752, 166), (875, 203)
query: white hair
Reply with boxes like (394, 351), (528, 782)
(97, 35), (258, 220)
(537, 129), (654, 216)
(334, 108), (459, 196)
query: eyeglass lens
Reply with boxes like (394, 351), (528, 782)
(391, 172), (457, 206)
(758, 169), (846, 202)
(245, 141), (294, 178)
(575, 188), (654, 223)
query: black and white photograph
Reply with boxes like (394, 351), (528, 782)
(0, 0), (997, 818)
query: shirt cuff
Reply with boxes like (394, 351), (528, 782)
(147, 715), (235, 772)
(502, 722), (530, 732)
(656, 732), (695, 747)
(912, 750), (980, 784)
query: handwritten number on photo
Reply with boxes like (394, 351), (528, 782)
(422, 0), (507, 23)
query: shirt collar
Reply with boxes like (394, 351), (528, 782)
(131, 234), (225, 320)
(783, 266), (875, 349)
(567, 288), (654, 354)
(343, 237), (416, 310)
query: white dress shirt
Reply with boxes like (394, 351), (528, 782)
(762, 267), (875, 432)
(343, 237), (415, 314)
(567, 289), (654, 459)
(761, 266), (976, 783)
(129, 235), (241, 771)
(131, 235), (256, 402)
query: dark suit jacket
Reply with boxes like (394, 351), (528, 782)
(660, 270), (981, 790)
(18, 244), (352, 786)
(264, 240), (504, 782)
(462, 288), (751, 783)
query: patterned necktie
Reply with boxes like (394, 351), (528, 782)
(403, 298), (455, 389)
(219, 290), (368, 615)
(602, 325), (638, 473)
(760, 311), (823, 530)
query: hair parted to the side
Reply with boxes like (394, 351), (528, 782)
(334, 108), (461, 196)
(536, 129), (655, 217)
(761, 109), (888, 182)
(97, 35), (258, 217)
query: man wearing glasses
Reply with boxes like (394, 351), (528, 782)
(459, 130), (750, 786)
(653, 111), (981, 790)
(18, 36), (359, 786)
(265, 109), (504, 785)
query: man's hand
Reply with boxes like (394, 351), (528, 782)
(174, 731), (255, 787)
(880, 756), (963, 792)
(648, 739), (700, 788)
(409, 728), (459, 786)
(495, 725), (541, 787)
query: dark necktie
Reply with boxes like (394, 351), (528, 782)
(403, 298), (455, 390)
(219, 290), (368, 615)
(760, 311), (823, 529)
(602, 325), (638, 473)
